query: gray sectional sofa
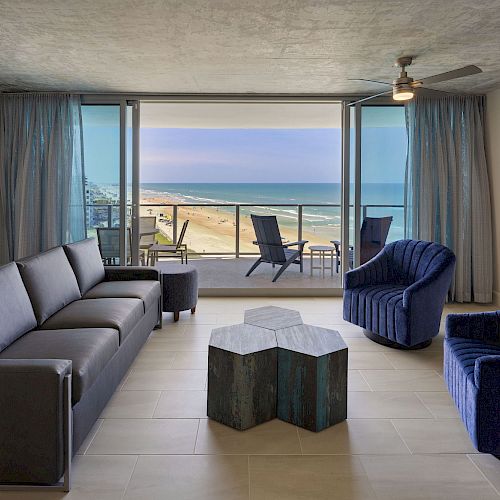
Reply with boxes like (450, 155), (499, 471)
(0, 238), (161, 490)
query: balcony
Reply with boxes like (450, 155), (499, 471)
(86, 202), (404, 295)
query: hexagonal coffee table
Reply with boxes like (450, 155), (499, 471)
(207, 306), (348, 432)
(207, 323), (278, 430)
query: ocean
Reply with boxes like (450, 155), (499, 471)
(140, 182), (405, 243)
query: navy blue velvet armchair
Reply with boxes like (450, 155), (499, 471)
(343, 239), (456, 349)
(444, 312), (500, 454)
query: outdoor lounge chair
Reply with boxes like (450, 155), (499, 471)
(331, 216), (393, 270)
(246, 214), (308, 282)
(97, 227), (146, 265)
(148, 220), (189, 265)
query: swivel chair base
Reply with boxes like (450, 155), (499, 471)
(363, 330), (432, 350)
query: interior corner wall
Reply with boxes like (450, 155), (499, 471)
(486, 88), (500, 305)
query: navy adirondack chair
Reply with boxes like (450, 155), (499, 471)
(246, 215), (308, 282)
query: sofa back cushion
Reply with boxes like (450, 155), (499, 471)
(64, 238), (105, 294)
(0, 262), (37, 352)
(17, 247), (81, 324)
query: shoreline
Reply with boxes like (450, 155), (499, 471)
(140, 194), (341, 255)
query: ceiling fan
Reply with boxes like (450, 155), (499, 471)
(349, 56), (482, 105)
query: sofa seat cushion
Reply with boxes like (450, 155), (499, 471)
(0, 263), (37, 352)
(64, 238), (105, 295)
(83, 280), (161, 312)
(344, 284), (406, 341)
(17, 247), (81, 324)
(0, 328), (119, 404)
(445, 337), (500, 382)
(40, 298), (144, 344)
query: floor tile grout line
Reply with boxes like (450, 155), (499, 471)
(82, 419), (104, 455)
(193, 418), (201, 454)
(381, 352), (398, 369)
(389, 418), (413, 455)
(358, 370), (375, 392)
(414, 391), (439, 420)
(150, 390), (163, 419)
(247, 455), (251, 500)
(466, 454), (500, 497)
(120, 454), (139, 500)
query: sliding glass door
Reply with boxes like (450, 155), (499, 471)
(348, 104), (407, 270)
(81, 101), (137, 265)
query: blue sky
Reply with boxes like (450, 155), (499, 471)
(82, 106), (407, 185)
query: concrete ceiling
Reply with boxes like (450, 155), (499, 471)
(1, 0), (500, 95)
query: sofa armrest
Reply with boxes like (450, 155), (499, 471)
(104, 266), (160, 282)
(474, 355), (500, 390)
(0, 359), (72, 486)
(344, 251), (389, 289)
(445, 311), (500, 343)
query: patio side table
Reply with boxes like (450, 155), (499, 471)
(156, 262), (198, 321)
(309, 245), (336, 277)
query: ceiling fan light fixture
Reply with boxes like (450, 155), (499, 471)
(393, 86), (414, 101)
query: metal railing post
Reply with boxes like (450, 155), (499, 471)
(235, 205), (240, 258)
(298, 205), (303, 242)
(107, 205), (112, 228)
(173, 205), (178, 244)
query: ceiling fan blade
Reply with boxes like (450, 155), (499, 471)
(348, 78), (392, 86)
(348, 90), (393, 106)
(415, 87), (454, 98)
(419, 65), (482, 85)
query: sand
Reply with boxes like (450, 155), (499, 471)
(140, 194), (340, 256)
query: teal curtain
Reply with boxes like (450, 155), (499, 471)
(405, 95), (492, 303)
(0, 93), (86, 264)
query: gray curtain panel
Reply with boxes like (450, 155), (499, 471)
(0, 93), (86, 264)
(405, 95), (492, 303)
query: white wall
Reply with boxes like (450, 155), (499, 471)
(486, 88), (500, 305)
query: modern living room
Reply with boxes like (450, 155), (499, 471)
(1, 2), (500, 500)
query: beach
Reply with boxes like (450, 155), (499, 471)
(140, 193), (341, 255)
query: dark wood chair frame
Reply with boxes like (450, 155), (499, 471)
(246, 214), (308, 282)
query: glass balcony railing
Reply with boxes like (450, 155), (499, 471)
(86, 203), (405, 257)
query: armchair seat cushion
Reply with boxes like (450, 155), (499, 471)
(344, 284), (406, 341)
(0, 328), (119, 404)
(83, 280), (161, 312)
(40, 298), (143, 344)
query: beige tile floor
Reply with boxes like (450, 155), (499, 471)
(1, 297), (499, 500)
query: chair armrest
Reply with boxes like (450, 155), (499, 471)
(283, 240), (308, 248)
(252, 241), (287, 248)
(104, 266), (160, 281)
(0, 359), (72, 485)
(474, 355), (500, 390)
(344, 251), (389, 289)
(445, 311), (500, 343)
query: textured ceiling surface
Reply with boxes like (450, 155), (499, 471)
(1, 0), (500, 94)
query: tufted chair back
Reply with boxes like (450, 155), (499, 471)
(382, 239), (456, 286)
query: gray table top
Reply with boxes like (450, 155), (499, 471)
(244, 306), (303, 331)
(309, 245), (336, 251)
(209, 323), (277, 355)
(276, 324), (346, 357)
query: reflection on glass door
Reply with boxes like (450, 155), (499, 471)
(81, 105), (123, 264)
(350, 105), (407, 269)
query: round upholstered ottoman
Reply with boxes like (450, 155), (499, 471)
(157, 263), (198, 322)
